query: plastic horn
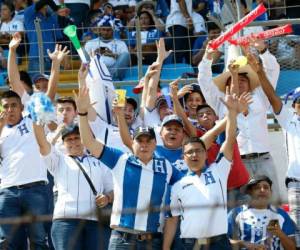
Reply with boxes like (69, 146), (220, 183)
(63, 25), (90, 64)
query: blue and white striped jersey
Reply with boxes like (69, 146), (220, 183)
(99, 146), (183, 233)
(228, 205), (296, 250)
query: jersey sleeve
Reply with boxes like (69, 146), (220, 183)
(143, 107), (161, 127)
(215, 153), (232, 179)
(169, 164), (184, 185)
(98, 146), (124, 169)
(169, 182), (181, 217)
(278, 208), (297, 237)
(42, 145), (62, 176)
(274, 104), (294, 130)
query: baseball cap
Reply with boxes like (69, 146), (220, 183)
(244, 175), (273, 193)
(133, 126), (156, 140)
(155, 95), (168, 109)
(32, 74), (50, 84)
(61, 125), (80, 141)
(161, 114), (183, 127)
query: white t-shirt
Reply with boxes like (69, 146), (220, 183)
(54, 0), (89, 6)
(191, 12), (206, 34)
(166, 0), (192, 30)
(275, 105), (300, 180)
(0, 116), (48, 188)
(84, 38), (129, 67)
(0, 19), (24, 34)
(109, 0), (136, 7)
(43, 146), (113, 221)
(170, 154), (231, 238)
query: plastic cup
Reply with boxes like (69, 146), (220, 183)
(115, 89), (126, 107)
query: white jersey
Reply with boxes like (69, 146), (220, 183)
(43, 146), (113, 221)
(109, 0), (136, 7)
(54, 0), (89, 6)
(0, 116), (48, 188)
(85, 38), (129, 67)
(275, 105), (300, 179)
(170, 154), (231, 238)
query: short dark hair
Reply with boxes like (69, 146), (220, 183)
(196, 104), (216, 115)
(183, 137), (206, 151)
(2, 1), (15, 15)
(56, 96), (77, 110)
(1, 90), (21, 101)
(207, 22), (221, 32)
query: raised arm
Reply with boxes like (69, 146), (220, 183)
(78, 64), (97, 121)
(46, 44), (70, 101)
(113, 100), (133, 151)
(169, 79), (197, 136)
(33, 123), (51, 156)
(8, 33), (25, 97)
(146, 38), (171, 110)
(247, 53), (282, 114)
(76, 86), (104, 158)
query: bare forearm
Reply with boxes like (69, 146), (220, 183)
(116, 113), (133, 151)
(8, 49), (24, 96)
(257, 69), (282, 113)
(230, 75), (239, 96)
(47, 62), (60, 101)
(178, 0), (190, 18)
(163, 217), (178, 250)
(222, 111), (237, 160)
(33, 123), (51, 155)
(278, 233), (296, 250)
(201, 117), (226, 149)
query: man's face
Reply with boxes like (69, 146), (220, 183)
(208, 28), (221, 40)
(100, 27), (113, 40)
(160, 121), (184, 149)
(1, 97), (23, 126)
(186, 92), (204, 116)
(238, 75), (250, 94)
(1, 5), (11, 21)
(132, 135), (156, 163)
(124, 103), (135, 125)
(158, 103), (173, 121)
(249, 181), (272, 207)
(57, 102), (77, 125)
(34, 79), (48, 93)
(63, 133), (84, 156)
(197, 107), (217, 130)
(183, 142), (206, 173)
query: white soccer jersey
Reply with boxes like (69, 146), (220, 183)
(0, 19), (24, 34)
(0, 116), (48, 188)
(99, 146), (183, 233)
(166, 0), (193, 30)
(275, 105), (300, 179)
(43, 146), (113, 221)
(170, 154), (231, 238)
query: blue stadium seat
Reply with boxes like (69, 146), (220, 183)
(160, 63), (194, 80)
(276, 70), (300, 96)
(122, 65), (149, 81)
(0, 71), (7, 86)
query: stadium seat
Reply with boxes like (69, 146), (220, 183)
(0, 71), (7, 86)
(160, 63), (194, 80)
(276, 70), (300, 96)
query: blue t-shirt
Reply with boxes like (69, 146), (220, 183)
(128, 29), (163, 48)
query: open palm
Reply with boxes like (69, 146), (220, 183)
(9, 32), (22, 50)
(47, 44), (70, 63)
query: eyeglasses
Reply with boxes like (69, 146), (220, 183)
(184, 148), (206, 157)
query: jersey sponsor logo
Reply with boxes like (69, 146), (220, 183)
(17, 123), (29, 136)
(203, 171), (216, 185)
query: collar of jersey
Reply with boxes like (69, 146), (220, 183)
(70, 154), (88, 162)
(187, 165), (209, 176)
(6, 116), (24, 128)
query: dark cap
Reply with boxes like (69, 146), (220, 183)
(155, 95), (168, 109)
(32, 73), (50, 84)
(244, 175), (273, 193)
(61, 125), (80, 141)
(133, 126), (156, 140)
(161, 114), (183, 127)
(183, 83), (205, 102)
(126, 97), (138, 110)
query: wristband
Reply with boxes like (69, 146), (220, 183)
(78, 112), (88, 116)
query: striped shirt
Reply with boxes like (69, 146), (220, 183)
(228, 205), (296, 250)
(43, 146), (113, 221)
(99, 146), (183, 233)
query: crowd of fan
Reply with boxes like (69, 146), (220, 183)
(0, 1), (300, 250)
(0, 0), (300, 80)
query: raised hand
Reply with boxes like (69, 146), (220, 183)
(177, 84), (193, 99)
(47, 44), (70, 64)
(247, 53), (262, 73)
(205, 41), (218, 60)
(9, 32), (22, 50)
(78, 64), (89, 84)
(220, 86), (240, 113)
(0, 111), (8, 127)
(156, 38), (172, 63)
(145, 62), (160, 80)
(112, 98), (124, 115)
(238, 92), (252, 113)
(169, 78), (180, 100)
(249, 37), (267, 53)
(73, 86), (91, 113)
(228, 61), (240, 76)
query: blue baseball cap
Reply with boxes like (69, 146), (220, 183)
(161, 114), (183, 127)
(32, 74), (50, 84)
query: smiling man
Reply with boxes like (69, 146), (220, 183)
(76, 86), (183, 250)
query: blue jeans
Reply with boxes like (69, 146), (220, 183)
(0, 184), (49, 250)
(109, 52), (130, 81)
(182, 234), (232, 250)
(51, 219), (111, 250)
(108, 230), (162, 250)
